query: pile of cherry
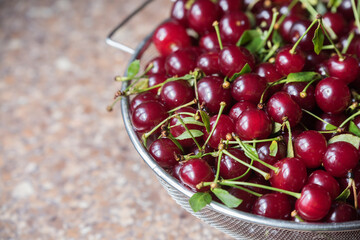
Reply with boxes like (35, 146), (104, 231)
(111, 0), (360, 223)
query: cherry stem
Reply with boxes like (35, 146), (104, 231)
(319, 18), (344, 59)
(225, 136), (282, 145)
(342, 31), (355, 54)
(220, 183), (263, 197)
(167, 99), (197, 113)
(290, 18), (318, 54)
(262, 42), (280, 63)
(193, 70), (201, 110)
(260, 9), (279, 47)
(176, 115), (202, 151)
(300, 79), (316, 98)
(228, 157), (254, 182)
(220, 180), (301, 199)
(351, 0), (360, 34)
(339, 110), (360, 128)
(167, 133), (185, 153)
(285, 121), (294, 158)
(213, 21), (223, 50)
(213, 150), (224, 184)
(317, 130), (337, 134)
(107, 95), (122, 112)
(222, 149), (271, 180)
(352, 179), (358, 209)
(275, 0), (299, 28)
(302, 109), (335, 127)
(202, 102), (226, 149)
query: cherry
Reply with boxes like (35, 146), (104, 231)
(315, 112), (347, 140)
(199, 32), (220, 52)
(187, 0), (220, 34)
(323, 141), (359, 178)
(341, 35), (360, 56)
(255, 141), (287, 174)
(255, 8), (273, 30)
(315, 77), (351, 114)
(270, 157), (307, 192)
(130, 91), (158, 113)
(148, 74), (167, 95)
(282, 82), (316, 111)
(304, 51), (328, 71)
(289, 19), (316, 52)
(231, 73), (268, 104)
(275, 46), (305, 76)
(203, 114), (235, 149)
(255, 62), (283, 95)
(179, 158), (215, 192)
(307, 170), (340, 200)
(267, 91), (303, 127)
(171, 163), (182, 180)
(338, 164), (360, 203)
(236, 109), (273, 140)
(338, 0), (355, 21)
(131, 100), (168, 133)
(324, 202), (358, 223)
(326, 55), (360, 84)
(219, 148), (251, 180)
(196, 52), (220, 75)
(145, 56), (166, 75)
(219, 45), (255, 77)
(197, 76), (232, 114)
(171, 0), (188, 27)
(191, 145), (216, 166)
(323, 12), (347, 38)
(169, 107), (203, 148)
(219, 12), (250, 45)
(153, 21), (191, 56)
(229, 100), (257, 122)
(278, 2), (307, 18)
(228, 187), (257, 213)
(218, 0), (243, 15)
(278, 15), (302, 43)
(247, 175), (272, 195)
(160, 80), (195, 109)
(165, 49), (197, 76)
(149, 138), (181, 168)
(294, 130), (327, 168)
(295, 183), (332, 221)
(252, 193), (292, 220)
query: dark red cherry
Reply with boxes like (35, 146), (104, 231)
(255, 8), (273, 30)
(289, 19), (316, 52)
(149, 138), (181, 168)
(165, 49), (197, 76)
(197, 76), (232, 114)
(199, 32), (220, 52)
(247, 175), (271, 195)
(153, 21), (191, 56)
(282, 82), (316, 111)
(131, 101), (168, 133)
(203, 114), (235, 149)
(294, 130), (327, 168)
(160, 80), (194, 110)
(218, 0), (243, 15)
(171, 163), (182, 180)
(148, 74), (167, 95)
(228, 187), (257, 213)
(315, 77), (351, 114)
(255, 141), (287, 173)
(179, 158), (215, 192)
(324, 202), (358, 223)
(307, 170), (340, 200)
(278, 2), (307, 18)
(255, 63), (282, 83)
(304, 51), (328, 71)
(197, 52), (220, 75)
(267, 91), (302, 127)
(220, 12), (250, 44)
(338, 0), (355, 21)
(275, 46), (305, 76)
(219, 45), (255, 77)
(187, 0), (220, 34)
(323, 141), (359, 178)
(270, 157), (307, 192)
(236, 109), (273, 140)
(323, 12), (347, 37)
(231, 73), (268, 104)
(315, 113), (347, 140)
(295, 183), (332, 221)
(229, 100), (257, 122)
(338, 164), (360, 203)
(191, 145), (216, 166)
(253, 193), (292, 220)
(169, 107), (203, 148)
(279, 15), (302, 43)
(145, 56), (166, 75)
(219, 148), (251, 180)
(130, 92), (158, 113)
(326, 55), (360, 84)
(171, 0), (188, 27)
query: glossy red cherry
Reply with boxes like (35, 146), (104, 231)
(315, 113), (347, 140)
(130, 92), (158, 112)
(253, 193), (292, 220)
(153, 21), (191, 56)
(326, 55), (360, 84)
(324, 202), (358, 223)
(165, 49), (197, 76)
(171, 0), (188, 27)
(315, 77), (351, 114)
(199, 32), (220, 51)
(160, 80), (195, 110)
(145, 56), (166, 75)
(289, 19), (316, 52)
(267, 91), (302, 127)
(323, 12), (347, 37)
(228, 187), (257, 213)
(247, 175), (271, 195)
(235, 109), (273, 140)
(279, 15), (302, 43)
(255, 62), (282, 83)
(228, 100), (257, 122)
(197, 52), (220, 75)
(323, 141), (359, 178)
(275, 46), (305, 76)
(278, 2), (307, 18)
(203, 114), (235, 149)
(255, 141), (286, 173)
(304, 51), (328, 71)
(187, 0), (220, 34)
(191, 145), (216, 166)
(219, 148), (251, 180)
(219, 12), (250, 44)
(131, 100), (168, 133)
(338, 0), (355, 21)
(294, 130), (327, 168)
(218, 0), (243, 15)
(149, 138), (181, 168)
(219, 45), (255, 77)
(295, 183), (332, 221)
(307, 170), (340, 200)
(270, 157), (307, 192)
(197, 76), (232, 114)
(179, 158), (215, 192)
(282, 82), (316, 111)
(148, 74), (167, 95)
(231, 73), (268, 104)
(255, 8), (273, 30)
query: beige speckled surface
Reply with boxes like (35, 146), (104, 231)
(0, 0), (233, 239)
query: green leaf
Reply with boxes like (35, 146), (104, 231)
(325, 123), (338, 131)
(272, 30), (283, 45)
(335, 188), (351, 201)
(349, 121), (360, 137)
(236, 29), (262, 47)
(242, 143), (259, 160)
(211, 188), (242, 208)
(167, 133), (184, 153)
(175, 129), (204, 140)
(189, 192), (212, 212)
(273, 122), (282, 133)
(328, 134), (360, 149)
(245, 37), (263, 53)
(127, 60), (140, 78)
(200, 110), (211, 133)
(269, 141), (278, 157)
(229, 63), (252, 82)
(285, 72), (321, 83)
(132, 78), (148, 92)
(312, 22), (324, 55)
(171, 117), (204, 127)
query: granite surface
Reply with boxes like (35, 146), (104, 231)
(0, 0), (233, 239)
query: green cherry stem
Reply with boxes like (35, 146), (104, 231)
(290, 17), (319, 54)
(260, 9), (279, 47)
(285, 120), (294, 158)
(176, 115), (202, 151)
(339, 110), (360, 128)
(302, 109), (336, 127)
(213, 21), (223, 50)
(299, 79), (317, 98)
(225, 136), (282, 145)
(319, 18), (344, 59)
(351, 0), (360, 34)
(221, 183), (263, 197)
(342, 31), (355, 54)
(167, 99), (197, 113)
(213, 150), (224, 185)
(202, 102), (227, 149)
(275, 0), (299, 27)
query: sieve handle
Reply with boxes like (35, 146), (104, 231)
(106, 0), (155, 54)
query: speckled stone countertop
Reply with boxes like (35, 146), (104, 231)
(1, 0), (233, 239)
